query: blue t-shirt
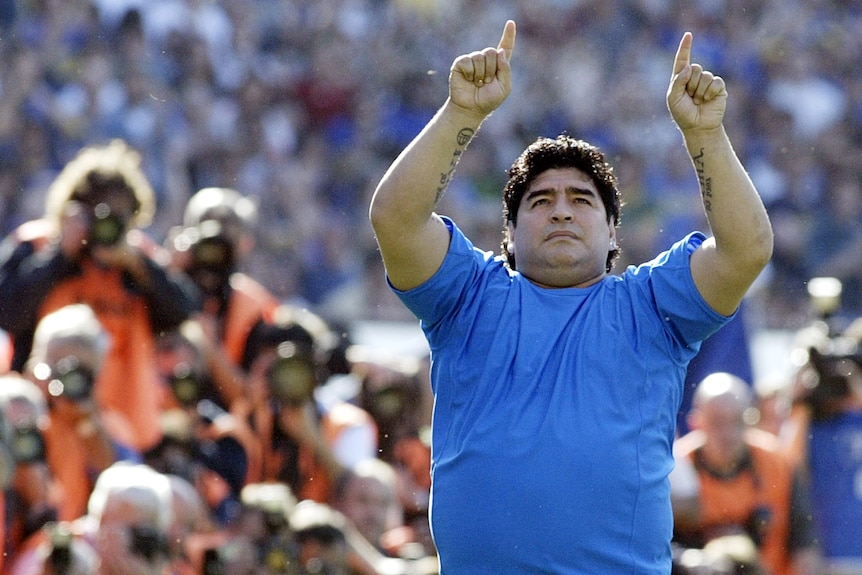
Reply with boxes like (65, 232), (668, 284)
(394, 218), (731, 575)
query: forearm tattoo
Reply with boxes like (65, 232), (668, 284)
(436, 128), (475, 203)
(692, 148), (712, 212)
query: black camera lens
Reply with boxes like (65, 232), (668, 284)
(128, 525), (169, 563)
(267, 345), (316, 406)
(193, 235), (234, 271)
(263, 543), (296, 574)
(11, 426), (46, 463)
(202, 548), (225, 575)
(45, 356), (95, 402)
(89, 202), (125, 246)
(47, 522), (74, 574)
(188, 232), (235, 296)
(169, 363), (202, 408)
(372, 387), (406, 421)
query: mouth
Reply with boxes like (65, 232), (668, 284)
(545, 230), (579, 241)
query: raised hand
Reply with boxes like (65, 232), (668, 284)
(449, 20), (516, 117)
(666, 32), (727, 133)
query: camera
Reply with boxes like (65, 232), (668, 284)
(46, 522), (74, 575)
(40, 356), (96, 403)
(800, 345), (862, 421)
(128, 524), (170, 563)
(88, 202), (125, 246)
(239, 483), (301, 575)
(173, 220), (236, 296)
(10, 424), (46, 463)
(267, 342), (318, 407)
(794, 277), (862, 420)
(169, 363), (204, 408)
(192, 232), (234, 275)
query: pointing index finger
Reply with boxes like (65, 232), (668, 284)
(673, 32), (693, 76)
(498, 20), (516, 62)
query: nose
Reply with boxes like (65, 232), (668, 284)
(550, 198), (574, 222)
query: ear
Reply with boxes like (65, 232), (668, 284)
(608, 220), (617, 249)
(505, 222), (515, 254)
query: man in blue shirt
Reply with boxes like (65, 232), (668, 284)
(369, 20), (772, 574)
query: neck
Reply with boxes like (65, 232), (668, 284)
(694, 445), (752, 480)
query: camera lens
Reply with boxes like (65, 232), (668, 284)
(128, 525), (169, 563)
(89, 203), (124, 246)
(193, 236), (233, 270)
(45, 356), (95, 402)
(169, 363), (202, 407)
(267, 344), (316, 406)
(11, 426), (46, 463)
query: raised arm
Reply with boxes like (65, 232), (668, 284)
(369, 21), (516, 291)
(667, 32), (773, 316)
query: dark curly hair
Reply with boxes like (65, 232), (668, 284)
(501, 135), (622, 273)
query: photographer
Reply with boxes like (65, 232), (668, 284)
(24, 304), (138, 523)
(671, 372), (822, 575)
(779, 295), (862, 574)
(149, 322), (265, 525)
(0, 140), (201, 452)
(6, 521), (99, 575)
(242, 305), (377, 504)
(165, 186), (280, 412)
(0, 374), (58, 565)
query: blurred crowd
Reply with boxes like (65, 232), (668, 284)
(0, 0), (860, 574)
(0, 0), (861, 329)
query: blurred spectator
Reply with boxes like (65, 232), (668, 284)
(0, 374), (57, 565)
(24, 304), (132, 523)
(331, 458), (402, 556)
(0, 0), (859, 327)
(165, 473), (217, 575)
(671, 372), (822, 575)
(85, 463), (174, 575)
(166, 186), (280, 411)
(351, 355), (434, 555)
(6, 521), (99, 575)
(778, 312), (862, 574)
(143, 396), (257, 526)
(241, 304), (377, 504)
(151, 319), (263, 488)
(0, 140), (200, 451)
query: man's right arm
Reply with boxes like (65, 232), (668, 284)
(369, 21), (516, 292)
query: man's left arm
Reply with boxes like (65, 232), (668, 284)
(667, 33), (773, 316)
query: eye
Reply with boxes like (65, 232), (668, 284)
(528, 197), (550, 208)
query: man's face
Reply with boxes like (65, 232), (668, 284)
(507, 168), (615, 288)
(337, 475), (394, 545)
(96, 497), (169, 575)
(700, 396), (748, 466)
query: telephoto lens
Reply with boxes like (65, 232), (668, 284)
(267, 342), (317, 407)
(89, 202), (125, 246)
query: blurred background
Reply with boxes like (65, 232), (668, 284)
(0, 0), (860, 377)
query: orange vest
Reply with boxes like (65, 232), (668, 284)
(221, 273), (280, 364)
(42, 411), (132, 522)
(38, 261), (162, 451)
(677, 429), (796, 575)
(16, 220), (164, 451)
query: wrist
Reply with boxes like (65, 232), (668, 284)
(442, 98), (488, 129)
(681, 125), (727, 151)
